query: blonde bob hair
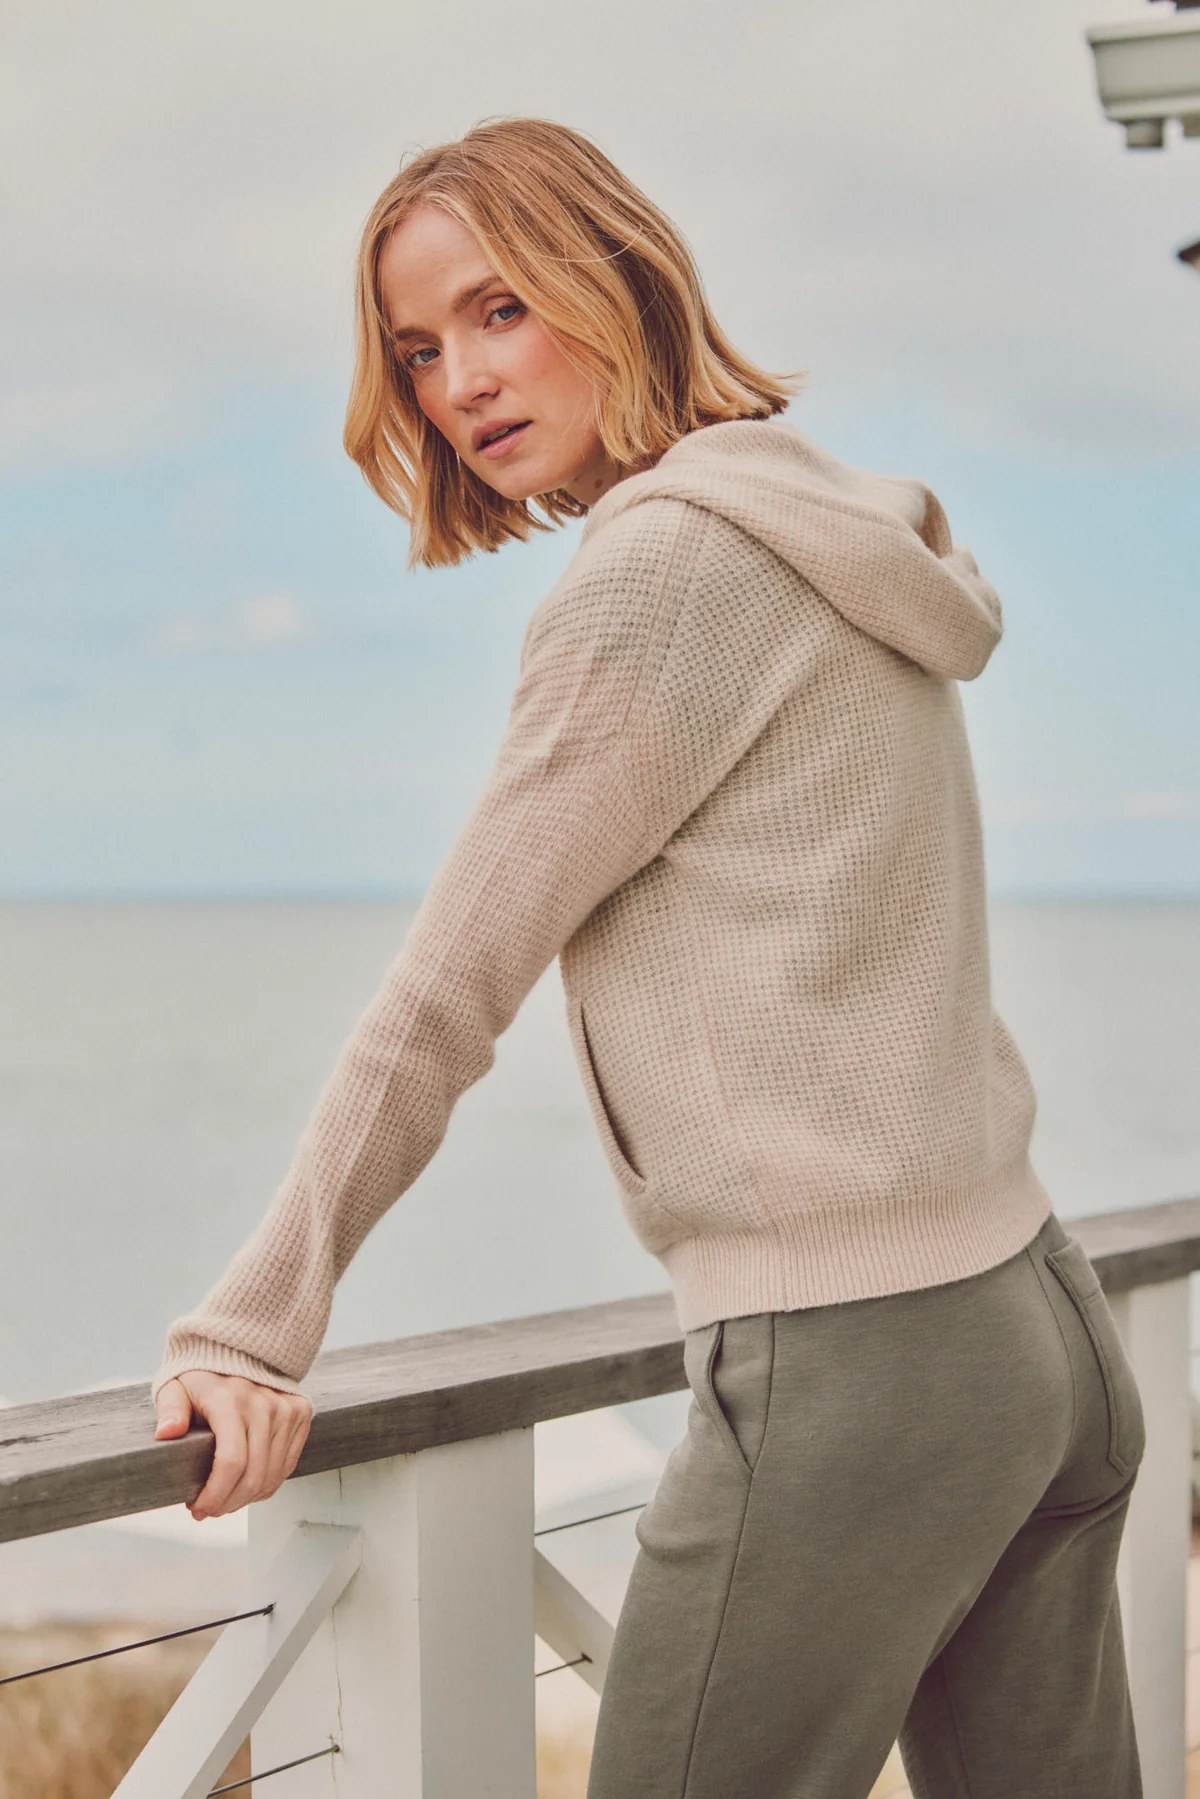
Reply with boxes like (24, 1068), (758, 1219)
(344, 117), (804, 568)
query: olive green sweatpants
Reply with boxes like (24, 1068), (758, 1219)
(588, 1212), (1146, 1799)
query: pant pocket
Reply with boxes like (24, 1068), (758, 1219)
(683, 1315), (775, 1478)
(1045, 1237), (1146, 1479)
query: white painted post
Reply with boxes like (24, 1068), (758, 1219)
(249, 1429), (537, 1798)
(1112, 1277), (1193, 1799)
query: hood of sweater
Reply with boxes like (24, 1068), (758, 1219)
(580, 417), (1003, 681)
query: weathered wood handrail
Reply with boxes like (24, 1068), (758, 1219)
(0, 1292), (684, 1544)
(2, 1194), (1199, 1547)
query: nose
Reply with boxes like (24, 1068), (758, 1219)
(442, 337), (499, 412)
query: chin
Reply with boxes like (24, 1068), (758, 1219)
(477, 462), (567, 504)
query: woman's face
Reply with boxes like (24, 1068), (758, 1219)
(378, 205), (626, 507)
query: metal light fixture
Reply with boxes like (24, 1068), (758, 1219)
(1125, 118), (1167, 147)
(1085, 0), (1200, 150)
(1086, 0), (1200, 269)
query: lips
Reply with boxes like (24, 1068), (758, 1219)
(473, 419), (532, 457)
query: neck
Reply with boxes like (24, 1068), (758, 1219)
(561, 447), (632, 508)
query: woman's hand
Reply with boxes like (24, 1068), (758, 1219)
(154, 1371), (313, 1520)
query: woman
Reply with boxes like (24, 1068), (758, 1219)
(153, 118), (1145, 1798)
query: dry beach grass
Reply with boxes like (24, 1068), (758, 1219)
(0, 1624), (249, 1798)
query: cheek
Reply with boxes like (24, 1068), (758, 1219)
(510, 320), (595, 424)
(414, 384), (449, 432)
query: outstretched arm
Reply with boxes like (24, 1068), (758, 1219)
(152, 499), (813, 1515)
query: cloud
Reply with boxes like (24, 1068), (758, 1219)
(1121, 791), (1200, 822)
(991, 790), (1200, 825)
(155, 595), (311, 654)
(232, 595), (311, 647)
(2, 0), (1198, 477)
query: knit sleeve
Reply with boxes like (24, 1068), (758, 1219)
(151, 498), (803, 1396)
(151, 505), (670, 1394)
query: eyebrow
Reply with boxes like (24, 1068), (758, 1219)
(390, 275), (504, 342)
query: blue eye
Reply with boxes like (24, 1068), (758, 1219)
(408, 346), (438, 369)
(488, 302), (522, 325)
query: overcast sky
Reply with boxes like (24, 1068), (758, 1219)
(3, 0), (1198, 897)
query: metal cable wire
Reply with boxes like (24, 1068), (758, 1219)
(535, 1653), (591, 1679)
(534, 1500), (647, 1538)
(0, 1606), (275, 1687)
(208, 1743), (340, 1794)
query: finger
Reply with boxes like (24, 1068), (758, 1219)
(154, 1378), (193, 1440)
(279, 1403), (313, 1486)
(239, 1398), (310, 1507)
(190, 1403), (249, 1519)
(213, 1389), (275, 1515)
(254, 1403), (296, 1504)
(262, 1397), (312, 1499)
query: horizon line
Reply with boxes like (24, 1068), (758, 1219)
(0, 885), (1198, 907)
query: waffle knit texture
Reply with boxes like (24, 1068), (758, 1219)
(153, 417), (1051, 1398)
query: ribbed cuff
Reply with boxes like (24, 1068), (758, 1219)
(151, 1336), (305, 1402)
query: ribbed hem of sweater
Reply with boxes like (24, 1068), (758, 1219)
(661, 1160), (1053, 1333)
(151, 1342), (303, 1402)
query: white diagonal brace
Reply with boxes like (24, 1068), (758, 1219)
(534, 1547), (614, 1696)
(113, 1522), (363, 1799)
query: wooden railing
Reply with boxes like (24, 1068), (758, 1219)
(2, 1196), (1199, 1798)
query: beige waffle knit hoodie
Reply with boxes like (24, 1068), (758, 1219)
(153, 417), (1050, 1398)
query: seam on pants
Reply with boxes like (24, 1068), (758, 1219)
(1025, 1240), (1079, 1488)
(932, 1652), (978, 1799)
(678, 1443), (757, 1798)
(761, 1314), (777, 1471)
